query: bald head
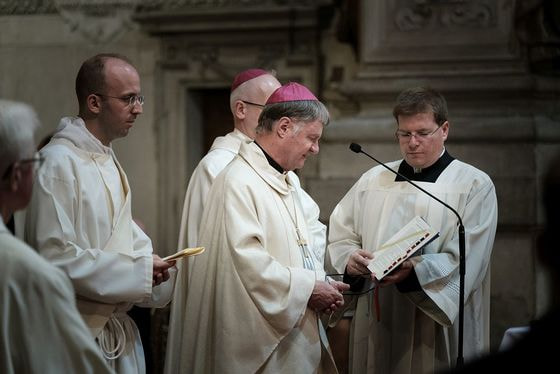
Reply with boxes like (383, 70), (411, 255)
(75, 53), (134, 113)
(230, 73), (281, 112)
(229, 72), (281, 139)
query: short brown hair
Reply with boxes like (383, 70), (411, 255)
(392, 87), (448, 126)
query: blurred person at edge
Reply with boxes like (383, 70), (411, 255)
(446, 152), (560, 373)
(0, 99), (113, 374)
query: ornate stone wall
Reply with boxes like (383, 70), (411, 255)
(310, 0), (560, 348)
(1, 0), (559, 356)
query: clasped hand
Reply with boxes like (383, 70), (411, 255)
(308, 280), (350, 314)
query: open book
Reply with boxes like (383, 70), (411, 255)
(367, 216), (439, 280)
(163, 247), (205, 262)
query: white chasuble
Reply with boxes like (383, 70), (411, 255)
(166, 130), (327, 374)
(175, 141), (336, 374)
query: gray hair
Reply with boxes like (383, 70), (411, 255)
(256, 100), (330, 134)
(392, 87), (448, 126)
(0, 100), (40, 178)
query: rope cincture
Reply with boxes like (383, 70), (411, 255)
(99, 315), (127, 360)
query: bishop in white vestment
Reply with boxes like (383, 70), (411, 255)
(177, 82), (347, 373)
(166, 71), (327, 374)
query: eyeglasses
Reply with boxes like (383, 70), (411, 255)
(20, 155), (45, 168)
(241, 100), (265, 108)
(95, 93), (145, 107)
(395, 125), (442, 141)
(1, 154), (45, 180)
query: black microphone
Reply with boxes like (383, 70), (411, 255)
(349, 142), (466, 367)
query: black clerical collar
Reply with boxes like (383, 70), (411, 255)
(255, 142), (285, 173)
(396, 150), (455, 182)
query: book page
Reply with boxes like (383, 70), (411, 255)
(367, 216), (438, 280)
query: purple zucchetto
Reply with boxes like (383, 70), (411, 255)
(265, 82), (318, 104)
(231, 69), (269, 92)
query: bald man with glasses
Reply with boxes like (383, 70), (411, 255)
(327, 87), (498, 374)
(22, 53), (176, 374)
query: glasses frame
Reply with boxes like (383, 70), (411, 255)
(95, 93), (145, 107)
(241, 100), (265, 108)
(19, 155), (45, 166)
(395, 124), (443, 142)
(1, 154), (45, 180)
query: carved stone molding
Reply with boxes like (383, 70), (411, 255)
(0, 0), (332, 46)
(323, 0), (530, 108)
(137, 0), (326, 12)
(53, 0), (139, 43)
(136, 1), (326, 82)
(0, 0), (139, 43)
(0, 0), (56, 14)
(358, 0), (520, 74)
(395, 0), (494, 31)
(516, 0), (560, 76)
(0, 0), (330, 14)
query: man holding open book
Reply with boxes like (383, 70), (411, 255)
(327, 87), (498, 373)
